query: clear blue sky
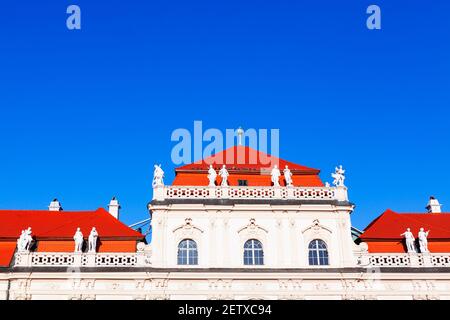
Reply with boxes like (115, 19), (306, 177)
(0, 0), (449, 231)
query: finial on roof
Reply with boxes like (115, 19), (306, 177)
(237, 127), (244, 145)
(49, 199), (63, 212)
(108, 196), (121, 220)
(426, 196), (442, 213)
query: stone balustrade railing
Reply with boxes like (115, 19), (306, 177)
(152, 185), (349, 202)
(14, 251), (152, 268)
(358, 253), (450, 268)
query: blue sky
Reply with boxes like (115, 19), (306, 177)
(0, 0), (449, 231)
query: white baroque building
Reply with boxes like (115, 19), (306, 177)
(1, 146), (450, 300)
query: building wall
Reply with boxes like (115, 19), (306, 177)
(1, 270), (450, 300)
(150, 203), (357, 269)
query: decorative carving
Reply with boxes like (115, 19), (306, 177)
(302, 219), (332, 235)
(238, 218), (268, 236)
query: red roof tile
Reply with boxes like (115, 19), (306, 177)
(361, 209), (450, 240)
(176, 146), (320, 173)
(0, 242), (16, 267)
(0, 209), (143, 241)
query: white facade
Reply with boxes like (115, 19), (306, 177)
(2, 176), (450, 300)
(150, 201), (356, 268)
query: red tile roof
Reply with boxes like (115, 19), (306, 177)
(176, 146), (320, 173)
(361, 209), (450, 240)
(0, 208), (143, 241)
(0, 242), (16, 267)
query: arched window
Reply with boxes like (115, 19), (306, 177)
(243, 239), (264, 265)
(308, 239), (329, 266)
(177, 239), (198, 265)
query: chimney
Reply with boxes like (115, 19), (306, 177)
(426, 196), (442, 213)
(48, 198), (63, 211)
(108, 196), (121, 219)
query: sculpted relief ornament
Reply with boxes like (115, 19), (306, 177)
(238, 218), (268, 240)
(302, 219), (332, 236)
(173, 218), (204, 240)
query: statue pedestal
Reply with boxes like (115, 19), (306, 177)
(334, 186), (348, 202)
(221, 187), (229, 199)
(152, 186), (165, 201)
(421, 253), (433, 267)
(409, 253), (421, 267)
(274, 186), (282, 198)
(73, 252), (83, 266)
(85, 252), (96, 267)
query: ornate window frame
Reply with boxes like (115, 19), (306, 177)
(238, 218), (268, 266)
(172, 218), (203, 266)
(301, 219), (332, 266)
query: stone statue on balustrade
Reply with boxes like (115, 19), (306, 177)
(400, 228), (416, 253)
(332, 165), (346, 187)
(88, 227), (98, 253)
(17, 227), (33, 252)
(74, 227), (84, 253)
(207, 165), (217, 187)
(283, 165), (293, 187)
(271, 165), (281, 187)
(152, 164), (165, 188)
(418, 228), (430, 253)
(219, 165), (229, 187)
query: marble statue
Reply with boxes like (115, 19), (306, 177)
(400, 228), (416, 253)
(283, 165), (293, 186)
(73, 227), (84, 253)
(17, 227), (33, 252)
(207, 165), (217, 187)
(332, 165), (346, 187)
(152, 164), (165, 188)
(271, 165), (281, 187)
(219, 165), (229, 187)
(88, 227), (98, 253)
(418, 228), (430, 253)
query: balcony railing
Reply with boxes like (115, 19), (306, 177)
(152, 185), (349, 202)
(358, 253), (450, 268)
(13, 251), (450, 268)
(14, 251), (152, 268)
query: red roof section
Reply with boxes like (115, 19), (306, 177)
(0, 242), (16, 267)
(361, 209), (450, 240)
(176, 146), (320, 173)
(173, 146), (324, 186)
(0, 208), (143, 241)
